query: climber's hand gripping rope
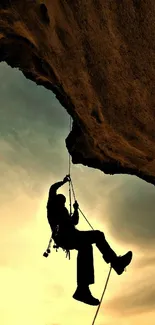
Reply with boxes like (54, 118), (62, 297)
(73, 200), (79, 209)
(63, 174), (71, 184)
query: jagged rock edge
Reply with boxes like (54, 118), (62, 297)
(0, 36), (154, 186)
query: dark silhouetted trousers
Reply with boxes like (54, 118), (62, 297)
(52, 228), (117, 286)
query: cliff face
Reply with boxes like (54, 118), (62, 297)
(0, 0), (155, 185)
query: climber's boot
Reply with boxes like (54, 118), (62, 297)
(73, 286), (99, 306)
(111, 251), (133, 275)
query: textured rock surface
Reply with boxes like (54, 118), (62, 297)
(0, 0), (155, 185)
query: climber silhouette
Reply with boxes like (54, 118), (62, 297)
(46, 175), (133, 306)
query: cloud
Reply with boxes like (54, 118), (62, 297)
(106, 279), (155, 316)
(105, 175), (155, 249)
(0, 62), (70, 198)
(135, 255), (155, 268)
(0, 62), (69, 131)
(48, 284), (65, 298)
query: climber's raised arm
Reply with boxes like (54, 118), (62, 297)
(49, 175), (70, 196)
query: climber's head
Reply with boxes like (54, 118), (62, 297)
(56, 194), (66, 206)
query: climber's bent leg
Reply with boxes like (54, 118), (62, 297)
(74, 229), (117, 263)
(74, 230), (133, 275)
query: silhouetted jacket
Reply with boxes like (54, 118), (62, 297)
(47, 181), (79, 232)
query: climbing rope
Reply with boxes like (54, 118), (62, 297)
(70, 178), (94, 230)
(69, 175), (72, 216)
(68, 116), (94, 230)
(68, 116), (112, 324)
(68, 117), (72, 216)
(92, 265), (112, 325)
(68, 116), (112, 325)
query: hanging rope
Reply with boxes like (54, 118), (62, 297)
(68, 117), (72, 216)
(70, 178), (94, 230)
(69, 177), (72, 216)
(68, 116), (112, 324)
(92, 265), (112, 325)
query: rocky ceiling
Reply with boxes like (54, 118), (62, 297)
(0, 0), (155, 186)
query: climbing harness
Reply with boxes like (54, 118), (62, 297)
(43, 116), (112, 325)
(43, 224), (71, 259)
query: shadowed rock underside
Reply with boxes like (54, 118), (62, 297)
(0, 0), (155, 186)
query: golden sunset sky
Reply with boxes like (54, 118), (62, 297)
(0, 62), (155, 325)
